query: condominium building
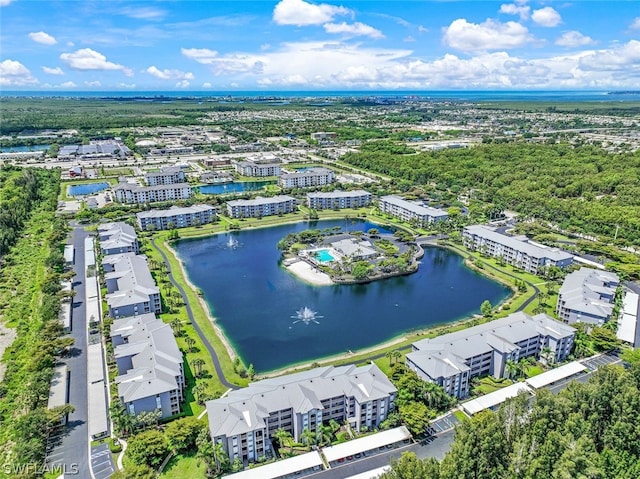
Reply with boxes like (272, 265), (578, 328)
(463, 225), (573, 275)
(113, 182), (192, 204)
(144, 166), (186, 186)
(206, 364), (396, 463)
(307, 190), (372, 210)
(378, 196), (448, 225)
(278, 168), (335, 189)
(103, 253), (161, 318)
(111, 313), (185, 418)
(226, 195), (296, 218)
(311, 132), (337, 141)
(235, 161), (281, 177)
(97, 222), (139, 256)
(136, 204), (216, 231)
(406, 312), (576, 399)
(556, 267), (620, 325)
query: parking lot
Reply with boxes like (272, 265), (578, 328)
(328, 439), (412, 468)
(427, 412), (461, 436)
(581, 351), (621, 371)
(91, 443), (115, 479)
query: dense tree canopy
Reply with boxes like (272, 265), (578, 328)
(343, 143), (640, 245)
(381, 364), (640, 479)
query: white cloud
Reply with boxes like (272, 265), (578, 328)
(273, 0), (351, 26)
(175, 80), (190, 88)
(261, 44), (271, 51)
(418, 25), (429, 34)
(531, 7), (561, 27)
(630, 17), (640, 29)
(499, 3), (530, 20)
(404, 36), (416, 43)
(230, 82), (239, 88)
(0, 60), (38, 86)
(443, 18), (534, 52)
(181, 48), (218, 62)
(60, 48), (132, 75)
(578, 40), (640, 74)
(556, 31), (595, 48)
(0, 0), (13, 6)
(67, 41), (75, 47)
(42, 66), (64, 75)
(84, 81), (102, 87)
(146, 66), (194, 80)
(202, 82), (212, 88)
(59, 81), (77, 88)
(28, 31), (57, 45)
(323, 22), (384, 39)
(119, 6), (166, 20)
(119, 83), (136, 88)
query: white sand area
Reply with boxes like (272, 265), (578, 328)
(286, 260), (333, 286)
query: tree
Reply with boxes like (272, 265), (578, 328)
(170, 318), (182, 336)
(273, 428), (293, 449)
(386, 350), (394, 366)
(185, 336), (196, 353)
(110, 464), (155, 479)
(591, 326), (619, 352)
(480, 300), (493, 318)
(379, 452), (440, 479)
(398, 401), (431, 436)
(165, 416), (205, 453)
(192, 358), (205, 377)
(247, 363), (256, 380)
(126, 429), (168, 468)
(505, 359), (519, 379)
(300, 428), (316, 446)
(392, 350), (402, 365)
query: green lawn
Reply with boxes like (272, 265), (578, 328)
(525, 365), (544, 378)
(472, 376), (514, 395)
(453, 410), (469, 422)
(159, 452), (206, 479)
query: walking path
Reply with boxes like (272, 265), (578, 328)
(150, 238), (238, 390)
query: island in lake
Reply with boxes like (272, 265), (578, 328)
(278, 227), (421, 285)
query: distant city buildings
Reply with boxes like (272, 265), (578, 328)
(307, 190), (372, 210)
(235, 161), (282, 177)
(206, 364), (396, 463)
(378, 195), (448, 225)
(113, 182), (192, 204)
(278, 168), (335, 189)
(311, 132), (337, 141)
(556, 267), (620, 325)
(406, 312), (576, 398)
(136, 204), (216, 231)
(463, 225), (573, 275)
(226, 195), (296, 218)
(58, 140), (131, 160)
(111, 313), (185, 418)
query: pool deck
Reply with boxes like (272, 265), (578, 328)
(285, 259), (333, 286)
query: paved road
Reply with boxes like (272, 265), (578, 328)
(151, 237), (238, 390)
(46, 225), (91, 478)
(91, 443), (115, 479)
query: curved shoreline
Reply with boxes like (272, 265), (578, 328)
(164, 221), (521, 378)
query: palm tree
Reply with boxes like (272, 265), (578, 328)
(385, 351), (393, 366)
(273, 428), (292, 449)
(300, 428), (316, 447)
(170, 318), (182, 336)
(192, 358), (205, 377)
(392, 350), (402, 365)
(505, 359), (519, 379)
(185, 336), (196, 353)
(540, 346), (554, 365)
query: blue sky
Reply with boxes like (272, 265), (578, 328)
(1, 0), (639, 90)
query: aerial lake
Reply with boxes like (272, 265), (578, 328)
(67, 182), (110, 196)
(174, 219), (510, 372)
(198, 180), (275, 195)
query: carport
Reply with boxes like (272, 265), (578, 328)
(462, 383), (532, 415)
(525, 361), (586, 389)
(322, 426), (411, 464)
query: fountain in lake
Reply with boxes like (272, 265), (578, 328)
(291, 306), (323, 325)
(226, 236), (239, 249)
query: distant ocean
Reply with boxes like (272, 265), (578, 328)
(1, 90), (638, 102)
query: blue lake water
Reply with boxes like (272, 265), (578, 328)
(68, 182), (109, 196)
(0, 144), (50, 152)
(198, 180), (275, 195)
(174, 219), (511, 372)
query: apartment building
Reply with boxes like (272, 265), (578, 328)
(206, 364), (396, 463)
(556, 267), (620, 325)
(406, 312), (576, 398)
(307, 190), (372, 210)
(103, 253), (161, 318)
(278, 168), (335, 189)
(136, 204), (216, 231)
(145, 166), (186, 186)
(226, 195), (296, 218)
(113, 182), (192, 204)
(111, 313), (185, 418)
(463, 225), (573, 275)
(97, 222), (139, 256)
(235, 161), (281, 177)
(311, 132), (337, 141)
(378, 196), (448, 225)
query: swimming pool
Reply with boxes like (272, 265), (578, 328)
(315, 249), (335, 263)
